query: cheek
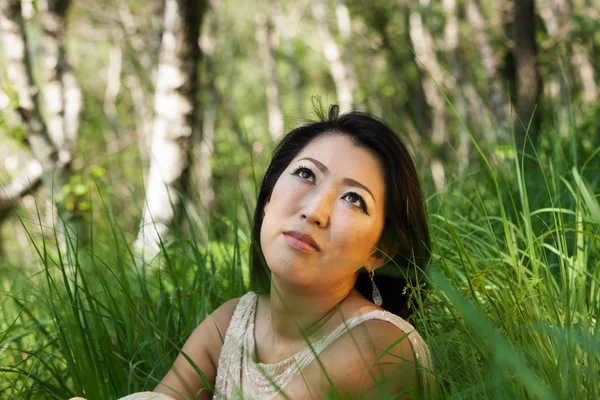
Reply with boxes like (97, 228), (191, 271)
(259, 216), (279, 270)
(356, 221), (384, 250)
(260, 209), (276, 245)
(267, 181), (290, 210)
(332, 218), (380, 253)
(268, 181), (304, 217)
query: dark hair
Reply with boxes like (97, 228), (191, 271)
(250, 106), (430, 318)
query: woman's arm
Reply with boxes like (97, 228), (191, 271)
(154, 298), (240, 400)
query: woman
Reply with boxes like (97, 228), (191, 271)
(81, 106), (433, 400)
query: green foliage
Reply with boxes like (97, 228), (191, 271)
(0, 92), (27, 146)
(54, 166), (107, 219)
(569, 13), (600, 41)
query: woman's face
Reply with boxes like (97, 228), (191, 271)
(260, 134), (387, 291)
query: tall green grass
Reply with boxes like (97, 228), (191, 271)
(1, 187), (247, 399)
(1, 130), (598, 399)
(418, 119), (600, 398)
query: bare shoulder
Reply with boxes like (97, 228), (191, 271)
(359, 318), (417, 363)
(185, 296), (242, 359)
(332, 318), (417, 368)
(204, 297), (241, 343)
(323, 318), (419, 399)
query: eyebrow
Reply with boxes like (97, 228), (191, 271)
(296, 157), (376, 203)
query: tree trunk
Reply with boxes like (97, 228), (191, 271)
(371, 7), (430, 138)
(135, 0), (207, 258)
(271, 0), (304, 116)
(443, 0), (470, 173)
(194, 82), (216, 218)
(0, 0), (60, 174)
(565, 1), (598, 105)
(572, 41), (598, 105)
(538, 0), (597, 113)
(39, 0), (81, 165)
(538, 0), (570, 136)
(192, 3), (219, 221)
(39, 0), (84, 249)
(124, 66), (153, 165)
(334, 0), (360, 107)
(103, 44), (124, 157)
(465, 0), (510, 135)
(0, 159), (43, 209)
(0, 0), (83, 251)
(255, 10), (284, 141)
(311, 0), (355, 111)
(408, 1), (447, 190)
(512, 0), (541, 146)
(115, 0), (158, 165)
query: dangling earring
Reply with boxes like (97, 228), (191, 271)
(368, 267), (383, 307)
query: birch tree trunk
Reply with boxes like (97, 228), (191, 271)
(272, 0), (304, 116)
(115, 0), (164, 165)
(135, 0), (206, 258)
(1, 0), (83, 251)
(255, 10), (284, 141)
(443, 0), (470, 173)
(0, 0), (60, 176)
(195, 80), (216, 218)
(571, 41), (598, 105)
(0, 159), (43, 208)
(334, 0), (359, 107)
(565, 0), (597, 105)
(124, 67), (153, 165)
(39, 0), (83, 248)
(192, 3), (218, 219)
(312, 0), (355, 111)
(408, 1), (447, 190)
(0, 0), (67, 234)
(371, 7), (430, 138)
(465, 0), (510, 135)
(103, 44), (124, 157)
(39, 0), (81, 166)
(538, 0), (570, 136)
(539, 0), (598, 106)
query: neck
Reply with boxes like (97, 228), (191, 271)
(266, 277), (356, 344)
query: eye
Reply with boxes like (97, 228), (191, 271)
(342, 192), (369, 214)
(291, 166), (316, 183)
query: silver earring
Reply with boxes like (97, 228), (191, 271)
(368, 268), (383, 307)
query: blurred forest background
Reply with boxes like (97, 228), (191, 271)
(0, 0), (599, 399)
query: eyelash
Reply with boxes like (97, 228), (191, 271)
(290, 166), (370, 214)
(291, 165), (316, 183)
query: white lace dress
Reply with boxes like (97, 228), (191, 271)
(214, 292), (434, 399)
(119, 291), (434, 400)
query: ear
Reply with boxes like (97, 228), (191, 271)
(263, 200), (270, 214)
(368, 247), (391, 271)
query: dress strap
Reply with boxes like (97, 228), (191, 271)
(213, 291), (259, 399)
(118, 392), (175, 400)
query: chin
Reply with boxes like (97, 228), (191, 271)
(268, 259), (317, 287)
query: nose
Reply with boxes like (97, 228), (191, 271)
(301, 186), (333, 228)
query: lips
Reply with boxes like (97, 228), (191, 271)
(283, 231), (321, 252)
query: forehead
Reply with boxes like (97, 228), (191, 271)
(292, 134), (386, 192)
